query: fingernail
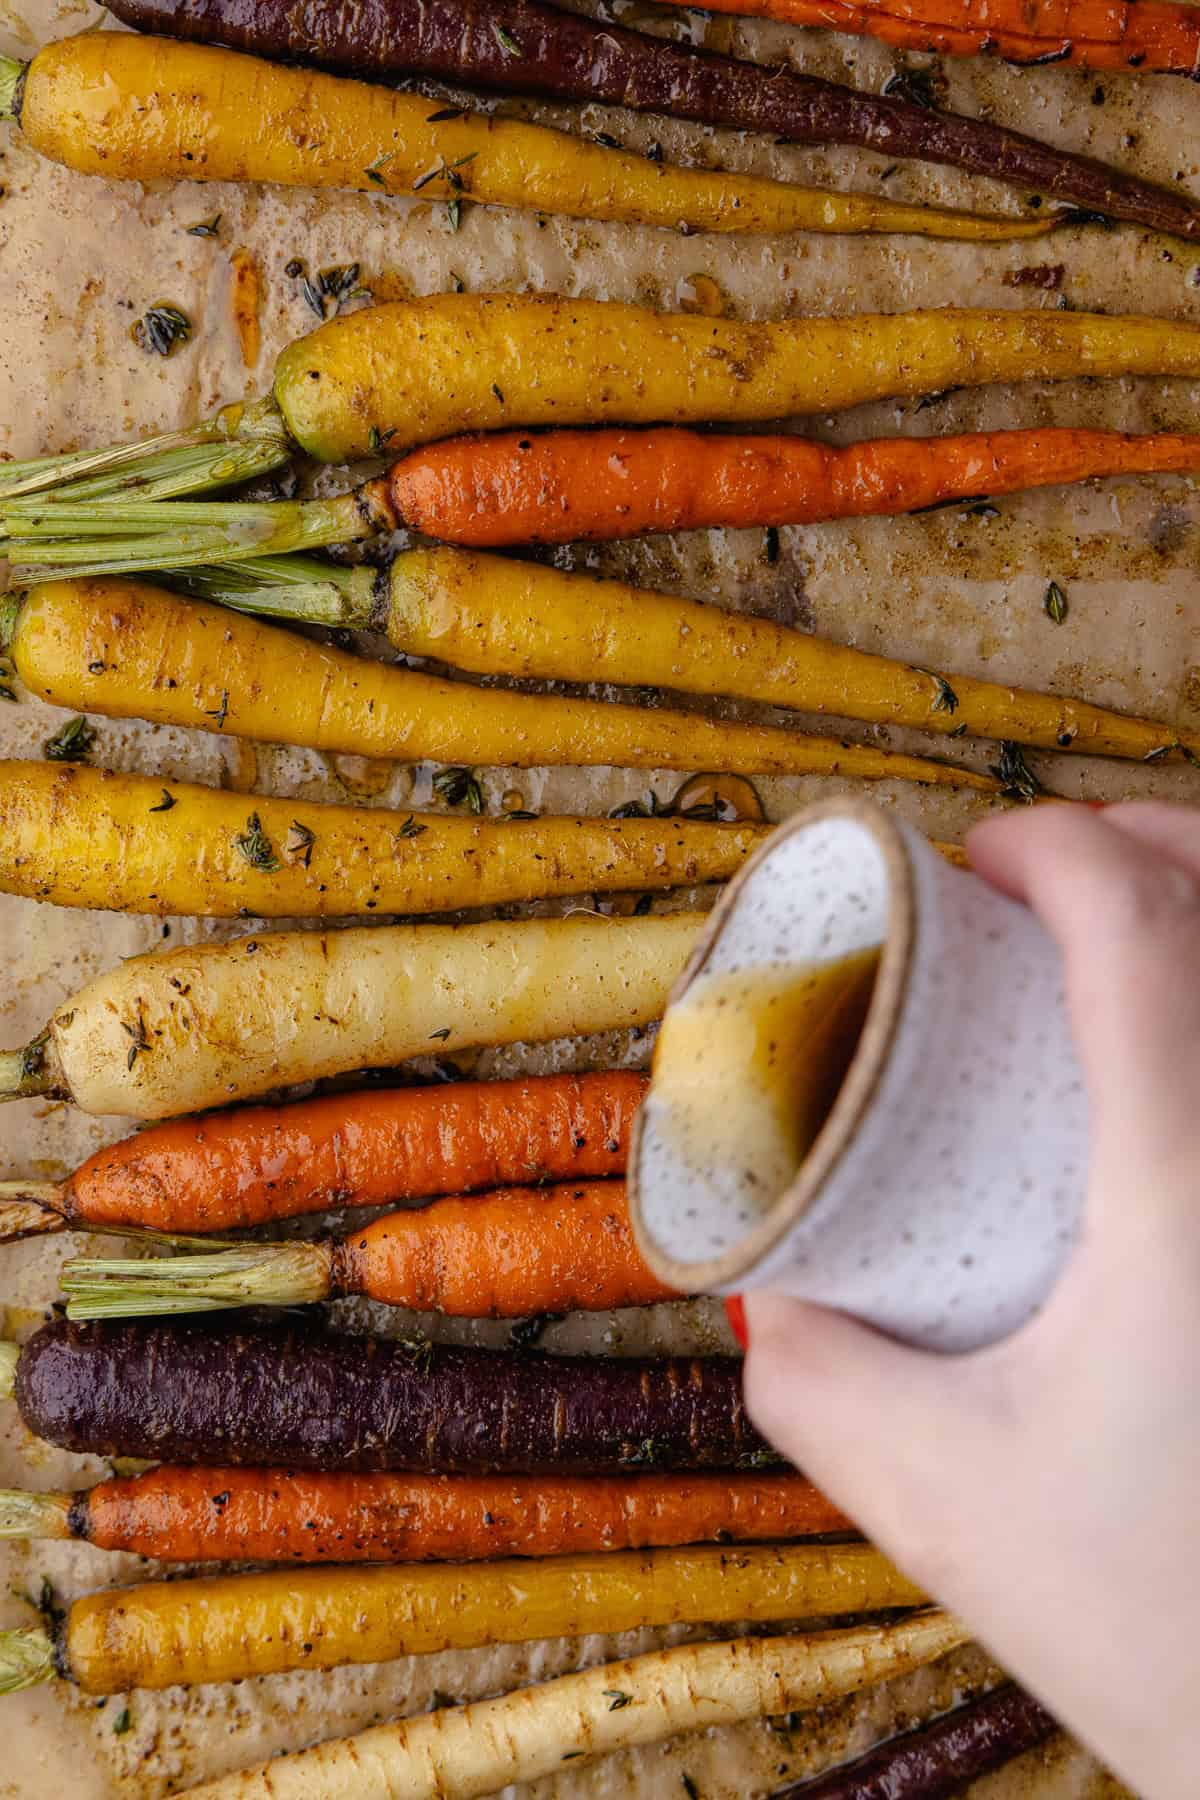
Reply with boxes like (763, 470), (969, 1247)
(724, 1294), (749, 1350)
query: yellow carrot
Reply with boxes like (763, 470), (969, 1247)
(9, 293), (1200, 509)
(0, 581), (1000, 790)
(0, 1542), (925, 1693)
(0, 912), (704, 1118)
(383, 546), (1200, 765)
(179, 1613), (964, 1800)
(0, 760), (769, 918)
(181, 548), (1200, 767)
(8, 34), (1053, 243)
(273, 292), (1200, 463)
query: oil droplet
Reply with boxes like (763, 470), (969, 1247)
(501, 788), (526, 812)
(324, 753), (404, 800)
(671, 773), (764, 822)
(366, 271), (414, 305)
(677, 273), (728, 318)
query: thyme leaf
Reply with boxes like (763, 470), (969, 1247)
(368, 424), (398, 453)
(185, 214), (222, 238)
(398, 1334), (434, 1371)
(621, 1436), (662, 1467)
(509, 1312), (564, 1349)
(428, 1027), (452, 1042)
(149, 789), (177, 813)
(446, 198), (462, 232)
(112, 1707), (132, 1736)
(915, 667), (959, 714)
(285, 821), (316, 867)
(319, 263), (361, 301)
(492, 21), (522, 54)
(1143, 743), (1172, 763)
(133, 304), (192, 357)
(234, 812), (280, 873)
(426, 106), (467, 123)
(121, 1008), (152, 1071)
(432, 766), (484, 813)
(43, 715), (96, 762)
(206, 689), (230, 729)
(412, 152), (478, 192)
(1044, 580), (1069, 624)
(604, 1689), (632, 1711)
(364, 151), (395, 185)
(990, 740), (1043, 804)
(397, 815), (428, 839)
(882, 65), (939, 108)
(764, 525), (780, 565)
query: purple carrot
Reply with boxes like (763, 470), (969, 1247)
(772, 1682), (1060, 1798)
(103, 0), (1200, 239)
(9, 1317), (778, 1475)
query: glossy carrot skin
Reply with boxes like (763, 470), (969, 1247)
(16, 1320), (772, 1473)
(662, 0), (1200, 76)
(60, 1073), (645, 1233)
(335, 1181), (676, 1314)
(99, 0), (1200, 236)
(389, 424), (1200, 546)
(76, 1466), (850, 1562)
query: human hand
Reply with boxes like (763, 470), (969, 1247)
(738, 801), (1200, 1799)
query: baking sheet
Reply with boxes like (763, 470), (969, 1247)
(0, 0), (1191, 1787)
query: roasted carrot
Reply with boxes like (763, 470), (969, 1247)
(0, 1466), (852, 1562)
(63, 1180), (678, 1319)
(0, 1542), (925, 1693)
(0, 912), (702, 1119)
(177, 1616), (964, 1800)
(382, 424), (1200, 546)
(6, 1319), (772, 1472)
(0, 33), (1060, 244)
(0, 581), (997, 792)
(0, 1072), (645, 1242)
(187, 546), (1200, 768)
(8, 293), (1200, 501)
(61, 421), (1200, 561)
(101, 0), (1200, 234)
(771, 1681), (1059, 1798)
(657, 0), (1200, 76)
(0, 759), (772, 919)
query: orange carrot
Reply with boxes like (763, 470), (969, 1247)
(63, 1180), (680, 1319)
(657, 0), (1200, 75)
(387, 424), (1200, 546)
(2, 1465), (852, 1563)
(0, 1072), (644, 1242)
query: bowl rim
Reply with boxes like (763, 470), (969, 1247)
(628, 795), (918, 1295)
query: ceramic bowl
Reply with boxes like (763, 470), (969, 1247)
(629, 798), (1088, 1352)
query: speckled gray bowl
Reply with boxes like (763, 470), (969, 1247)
(630, 798), (1088, 1352)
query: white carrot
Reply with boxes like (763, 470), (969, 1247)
(182, 1611), (964, 1800)
(0, 913), (702, 1120)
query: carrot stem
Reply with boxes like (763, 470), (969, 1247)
(0, 1037), (60, 1104)
(180, 556), (374, 629)
(0, 397), (289, 506)
(0, 1489), (71, 1541)
(0, 1628), (54, 1696)
(64, 1242), (332, 1318)
(0, 59), (22, 123)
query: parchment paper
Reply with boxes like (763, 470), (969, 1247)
(1, 0), (1191, 1787)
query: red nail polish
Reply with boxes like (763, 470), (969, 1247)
(724, 1294), (749, 1350)
(1084, 801), (1109, 810)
